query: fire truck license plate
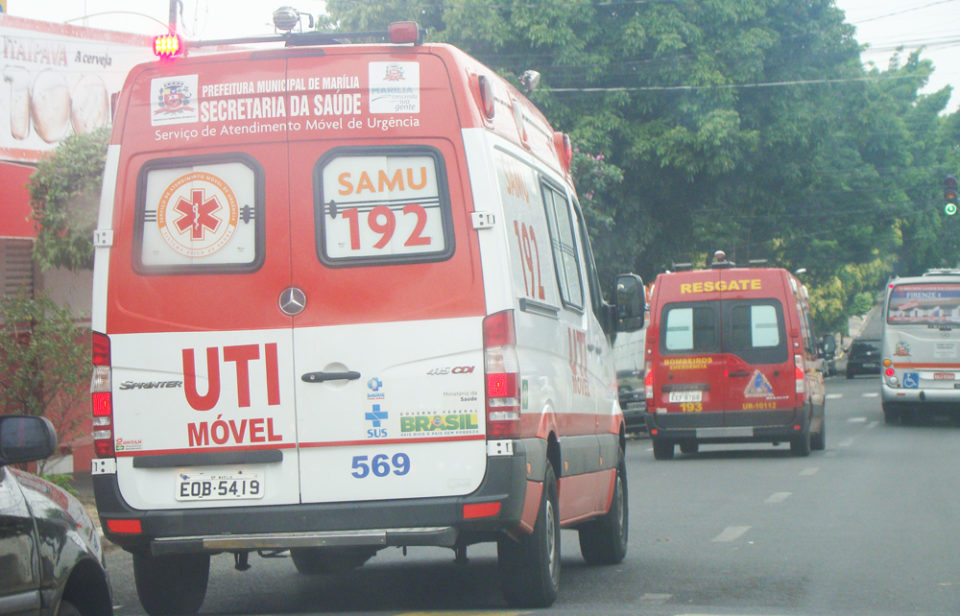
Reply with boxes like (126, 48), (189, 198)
(176, 471), (264, 501)
(668, 391), (702, 403)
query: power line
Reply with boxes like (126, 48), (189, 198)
(548, 73), (921, 93)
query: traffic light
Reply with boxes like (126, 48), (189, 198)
(946, 174), (959, 216)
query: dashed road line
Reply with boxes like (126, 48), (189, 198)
(799, 467), (819, 476)
(712, 525), (751, 542)
(765, 491), (792, 504)
(848, 416), (868, 423)
(826, 393), (843, 399)
(862, 392), (880, 398)
(838, 437), (856, 448)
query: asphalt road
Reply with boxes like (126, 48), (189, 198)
(106, 373), (960, 616)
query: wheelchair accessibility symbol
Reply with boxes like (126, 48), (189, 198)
(902, 372), (919, 389)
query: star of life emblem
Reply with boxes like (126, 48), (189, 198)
(156, 172), (239, 258)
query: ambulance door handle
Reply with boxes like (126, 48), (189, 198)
(302, 371), (361, 383)
(729, 371), (751, 378)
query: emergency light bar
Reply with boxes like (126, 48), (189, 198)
(153, 33), (182, 58)
(176, 21), (424, 52)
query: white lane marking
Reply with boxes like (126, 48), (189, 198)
(838, 437), (855, 448)
(826, 393), (843, 399)
(712, 525), (751, 542)
(862, 392), (879, 398)
(867, 420), (879, 429)
(825, 451), (838, 458)
(765, 491), (792, 504)
(640, 593), (673, 604)
(848, 416), (867, 423)
(800, 467), (819, 476)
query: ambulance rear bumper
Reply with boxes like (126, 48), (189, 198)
(93, 452), (529, 556)
(645, 408), (805, 442)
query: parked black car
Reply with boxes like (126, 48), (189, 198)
(617, 369), (647, 434)
(846, 338), (882, 378)
(0, 415), (112, 616)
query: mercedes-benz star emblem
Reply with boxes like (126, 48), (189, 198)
(278, 287), (306, 316)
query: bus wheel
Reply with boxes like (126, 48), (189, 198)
(882, 402), (900, 425)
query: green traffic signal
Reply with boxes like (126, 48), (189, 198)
(947, 203), (958, 216)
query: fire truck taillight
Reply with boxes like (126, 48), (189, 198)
(483, 310), (520, 438)
(794, 354), (806, 403)
(644, 369), (654, 407)
(91, 332), (114, 458)
(154, 33), (182, 58)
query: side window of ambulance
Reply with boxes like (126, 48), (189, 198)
(134, 155), (264, 274)
(572, 199), (606, 319)
(725, 301), (787, 364)
(314, 146), (455, 267)
(542, 183), (583, 310)
(663, 303), (718, 353)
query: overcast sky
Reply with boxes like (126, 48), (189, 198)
(5, 0), (958, 112)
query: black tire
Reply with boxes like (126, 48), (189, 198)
(498, 465), (560, 608)
(652, 439), (674, 460)
(811, 418), (826, 451)
(57, 600), (82, 616)
(846, 370), (854, 379)
(290, 547), (374, 574)
(578, 459), (628, 565)
(679, 441), (699, 455)
(790, 424), (811, 457)
(134, 552), (209, 616)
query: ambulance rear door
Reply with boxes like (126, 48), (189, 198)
(284, 53), (488, 504)
(106, 56), (302, 510)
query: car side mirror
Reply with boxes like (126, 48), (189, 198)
(0, 415), (56, 466)
(615, 273), (645, 332)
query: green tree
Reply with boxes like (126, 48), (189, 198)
(29, 126), (110, 271)
(318, 0), (959, 329)
(0, 292), (88, 471)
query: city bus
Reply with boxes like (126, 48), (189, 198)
(881, 271), (960, 423)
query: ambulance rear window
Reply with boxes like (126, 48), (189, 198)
(314, 147), (454, 267)
(134, 155), (264, 274)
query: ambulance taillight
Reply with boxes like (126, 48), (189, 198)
(483, 310), (520, 437)
(91, 332), (114, 457)
(153, 33), (182, 58)
(388, 21), (421, 44)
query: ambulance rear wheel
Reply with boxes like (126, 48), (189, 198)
(652, 439), (675, 460)
(133, 552), (209, 616)
(498, 465), (560, 608)
(578, 458), (628, 565)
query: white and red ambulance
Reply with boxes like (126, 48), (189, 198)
(89, 21), (645, 613)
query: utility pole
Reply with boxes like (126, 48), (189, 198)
(168, 0), (178, 32)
